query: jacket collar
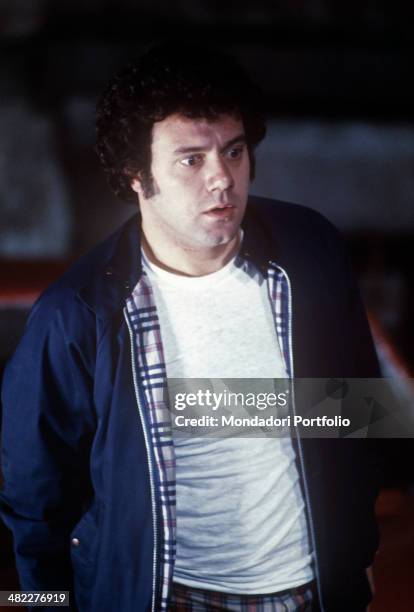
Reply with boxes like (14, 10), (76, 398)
(77, 212), (143, 319)
(77, 197), (278, 319)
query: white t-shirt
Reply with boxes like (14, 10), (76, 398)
(142, 250), (314, 594)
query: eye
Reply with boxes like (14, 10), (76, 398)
(180, 154), (202, 167)
(226, 146), (244, 160)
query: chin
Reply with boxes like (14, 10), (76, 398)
(207, 231), (238, 247)
(192, 222), (241, 248)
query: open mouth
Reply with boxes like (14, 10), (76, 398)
(204, 205), (235, 217)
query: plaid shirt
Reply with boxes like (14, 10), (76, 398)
(169, 580), (314, 610)
(125, 256), (300, 612)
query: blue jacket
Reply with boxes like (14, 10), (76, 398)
(1, 197), (381, 611)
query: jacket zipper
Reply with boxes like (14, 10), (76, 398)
(124, 307), (158, 612)
(271, 264), (326, 612)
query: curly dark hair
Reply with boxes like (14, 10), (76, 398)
(95, 42), (267, 202)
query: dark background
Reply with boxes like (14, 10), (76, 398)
(1, 0), (413, 607)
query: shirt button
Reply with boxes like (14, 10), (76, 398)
(71, 538), (80, 547)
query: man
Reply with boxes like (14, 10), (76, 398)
(1, 43), (381, 611)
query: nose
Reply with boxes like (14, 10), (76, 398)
(206, 156), (234, 193)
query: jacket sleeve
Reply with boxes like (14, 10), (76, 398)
(331, 216), (385, 492)
(0, 293), (97, 598)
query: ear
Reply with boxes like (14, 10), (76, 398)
(131, 177), (142, 195)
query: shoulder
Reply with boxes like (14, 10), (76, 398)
(28, 213), (139, 328)
(5, 216), (138, 379)
(4, 220), (128, 383)
(247, 195), (348, 268)
(248, 194), (341, 241)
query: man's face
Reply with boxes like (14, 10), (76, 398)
(132, 113), (250, 252)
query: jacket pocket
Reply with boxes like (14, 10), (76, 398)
(70, 503), (100, 567)
(70, 504), (100, 611)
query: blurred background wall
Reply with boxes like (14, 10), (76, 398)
(1, 1), (414, 605)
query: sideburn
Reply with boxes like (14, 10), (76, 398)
(140, 170), (159, 199)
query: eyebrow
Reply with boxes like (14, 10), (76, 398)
(173, 133), (246, 155)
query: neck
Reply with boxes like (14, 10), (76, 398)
(141, 230), (241, 277)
